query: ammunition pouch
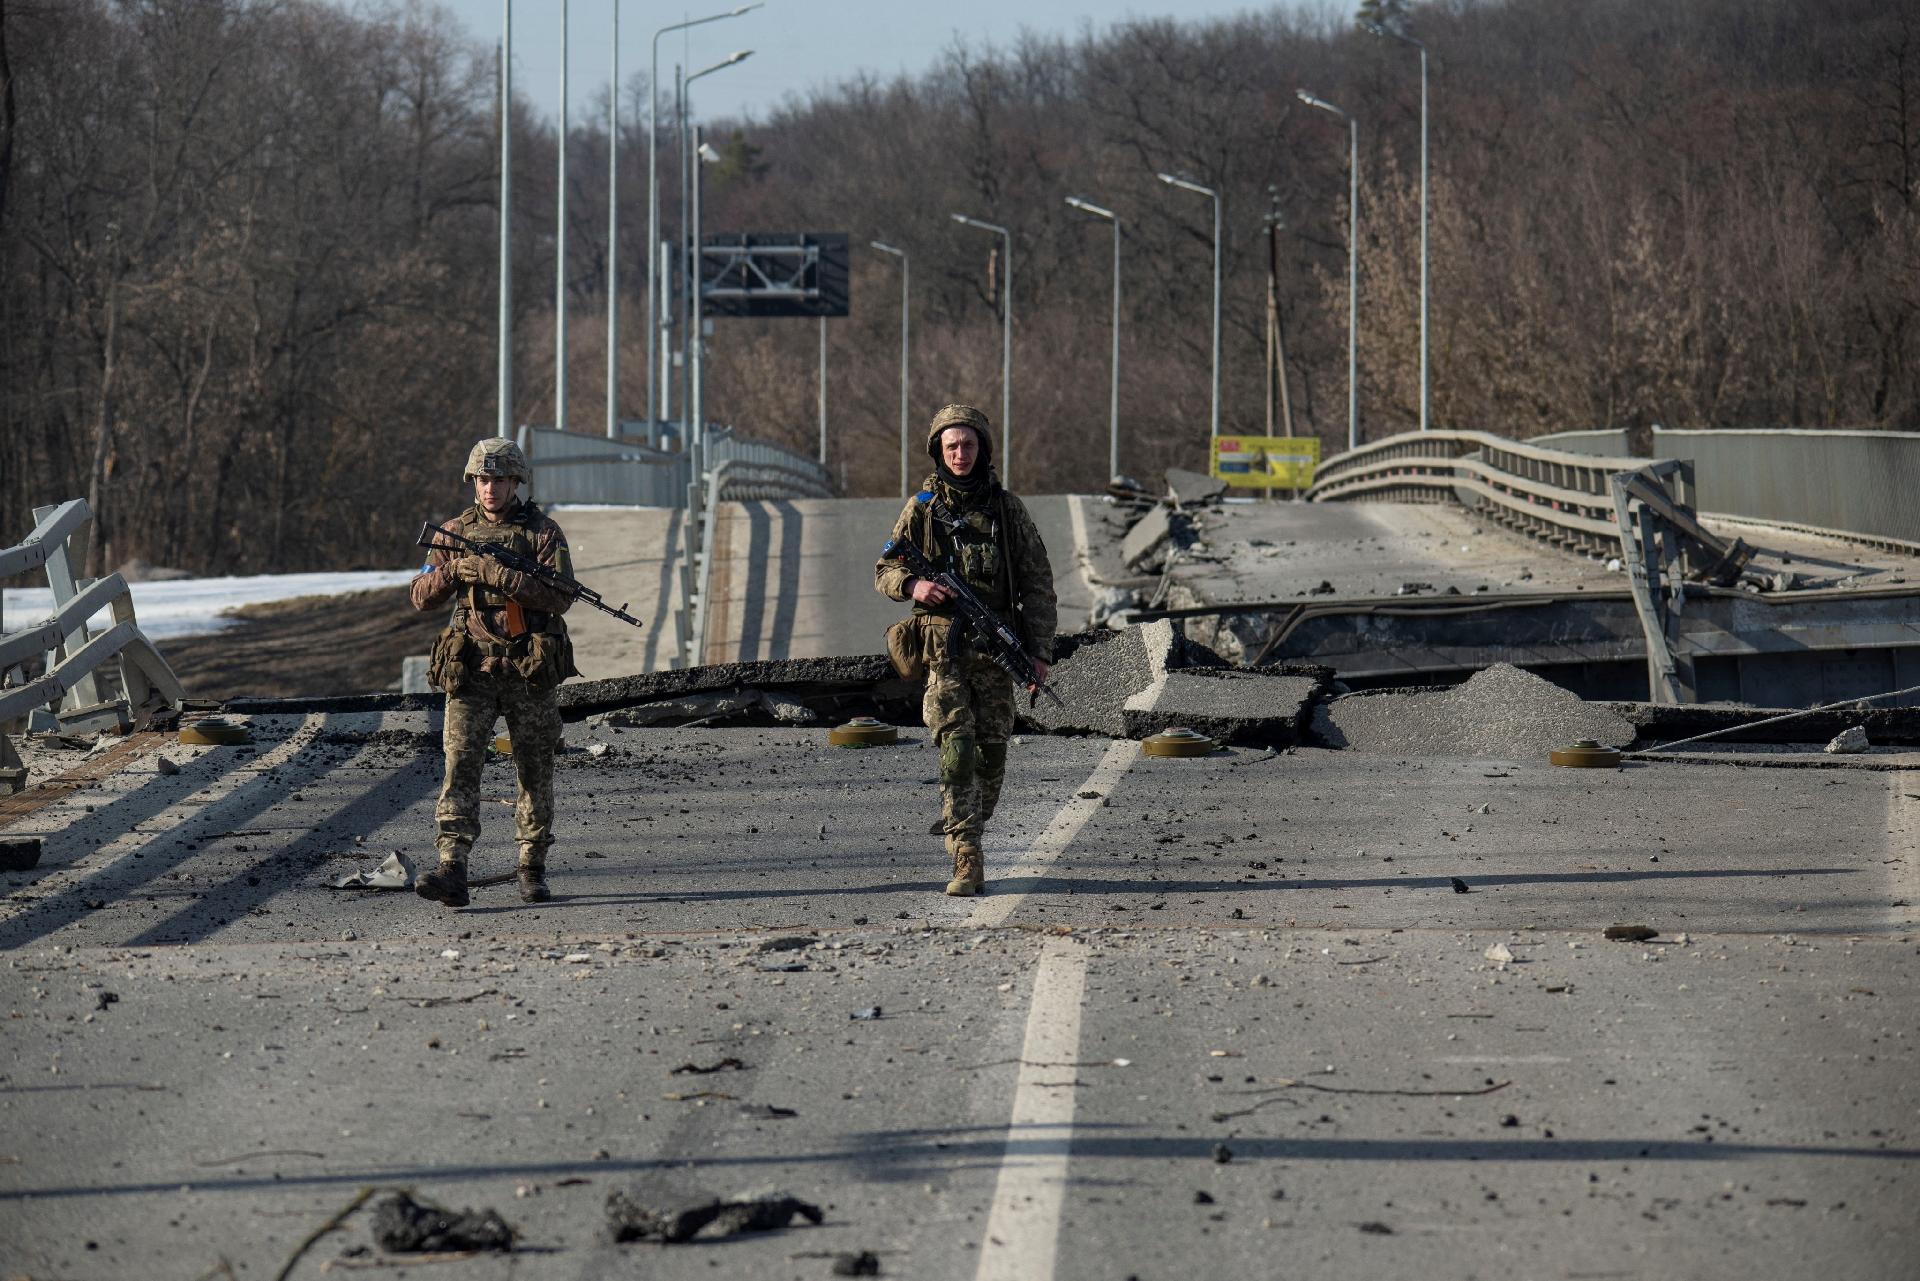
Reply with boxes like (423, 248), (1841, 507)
(885, 616), (928, 682)
(428, 628), (471, 694)
(513, 629), (578, 693)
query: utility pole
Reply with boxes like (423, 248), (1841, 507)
(1264, 188), (1294, 439)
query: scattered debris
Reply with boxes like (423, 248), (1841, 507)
(1824, 726), (1870, 754)
(1357, 1220), (1395, 1235)
(155, 756), (181, 775)
(1604, 924), (1659, 942)
(1483, 942), (1513, 966)
(671, 1058), (747, 1075)
(604, 1183), (824, 1243)
(755, 936), (817, 953)
(372, 1191), (515, 1254)
(1193, 1190), (1216, 1205)
(1211, 1143), (1233, 1164)
(330, 852), (415, 890)
(0, 837), (43, 872)
(831, 1250), (883, 1277)
(738, 1103), (799, 1120)
(1451, 878), (1471, 894)
(850, 1007), (883, 1021)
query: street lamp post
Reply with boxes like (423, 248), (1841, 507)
(870, 241), (910, 497)
(1297, 89), (1359, 452)
(1366, 21), (1429, 432)
(678, 50), (753, 465)
(648, 5), (762, 440)
(1066, 196), (1121, 483)
(1156, 173), (1221, 441)
(690, 132), (722, 479)
(949, 213), (1012, 484)
(554, 0), (567, 435)
(497, 0), (513, 438)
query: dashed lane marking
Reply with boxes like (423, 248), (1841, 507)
(1889, 774), (1919, 930)
(973, 934), (1087, 1281)
(964, 737), (1134, 930)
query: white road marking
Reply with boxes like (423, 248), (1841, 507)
(1889, 774), (1919, 929)
(974, 935), (1088, 1281)
(965, 738), (1134, 929)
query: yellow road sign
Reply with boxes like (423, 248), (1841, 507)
(1211, 436), (1319, 489)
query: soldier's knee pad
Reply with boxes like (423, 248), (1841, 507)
(977, 741), (1007, 779)
(940, 734), (978, 788)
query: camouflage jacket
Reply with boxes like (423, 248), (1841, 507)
(874, 480), (1058, 662)
(410, 500), (575, 648)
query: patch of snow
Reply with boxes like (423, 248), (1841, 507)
(3, 569), (418, 641)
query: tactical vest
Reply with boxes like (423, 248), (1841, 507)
(916, 489), (1010, 614)
(428, 502), (572, 694)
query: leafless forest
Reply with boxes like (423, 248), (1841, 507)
(3, 0), (1916, 576)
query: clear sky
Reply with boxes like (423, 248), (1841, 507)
(406, 0), (1307, 126)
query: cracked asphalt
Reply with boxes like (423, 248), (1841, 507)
(3, 711), (1916, 1279)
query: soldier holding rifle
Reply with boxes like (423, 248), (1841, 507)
(410, 437), (581, 907)
(876, 405), (1058, 897)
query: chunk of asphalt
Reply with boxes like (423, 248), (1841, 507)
(1165, 467), (1228, 508)
(372, 1192), (515, 1253)
(604, 1182), (823, 1243)
(1311, 662), (1636, 758)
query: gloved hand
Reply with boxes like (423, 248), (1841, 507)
(450, 556), (486, 585)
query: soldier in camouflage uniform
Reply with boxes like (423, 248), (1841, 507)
(410, 438), (578, 907)
(875, 405), (1056, 896)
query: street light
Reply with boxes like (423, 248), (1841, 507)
(1156, 173), (1222, 442)
(679, 49), (754, 462)
(1065, 196), (1122, 483)
(554, 0), (568, 435)
(1296, 89), (1359, 453)
(497, 0), (513, 438)
(645, 4), (762, 440)
(689, 133), (724, 489)
(870, 241), (910, 498)
(950, 213), (1012, 484)
(1365, 19), (1430, 433)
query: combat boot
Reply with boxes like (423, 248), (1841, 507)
(945, 842), (985, 897)
(416, 860), (469, 908)
(517, 865), (551, 903)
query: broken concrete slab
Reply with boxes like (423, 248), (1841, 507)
(1121, 668), (1325, 746)
(1021, 620), (1328, 745)
(1165, 467), (1228, 508)
(1122, 506), (1177, 572)
(587, 691), (764, 728)
(1311, 662), (1637, 758)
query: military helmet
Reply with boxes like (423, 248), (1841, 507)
(926, 404), (993, 468)
(464, 437), (530, 483)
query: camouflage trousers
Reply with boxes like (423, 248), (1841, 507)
(435, 668), (563, 869)
(922, 630), (1017, 856)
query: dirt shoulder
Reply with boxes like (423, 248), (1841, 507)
(162, 588), (442, 701)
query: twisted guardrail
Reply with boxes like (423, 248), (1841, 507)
(1304, 429), (1685, 557)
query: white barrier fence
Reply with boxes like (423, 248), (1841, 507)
(0, 499), (187, 789)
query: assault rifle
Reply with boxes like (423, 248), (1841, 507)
(417, 521), (644, 629)
(881, 496), (1064, 709)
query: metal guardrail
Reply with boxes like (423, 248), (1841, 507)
(1305, 429), (1679, 557)
(683, 458), (835, 668)
(515, 425), (832, 671)
(1653, 427), (1920, 548)
(0, 500), (186, 788)
(1531, 428), (1632, 457)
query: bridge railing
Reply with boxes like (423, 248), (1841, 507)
(1304, 429), (1681, 557)
(0, 500), (186, 789)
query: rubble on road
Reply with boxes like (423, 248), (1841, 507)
(604, 1182), (824, 1243)
(1824, 725), (1870, 754)
(372, 1192), (515, 1253)
(1311, 662), (1637, 758)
